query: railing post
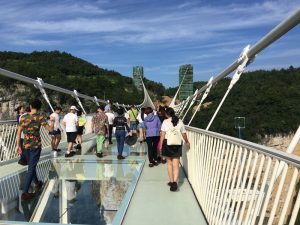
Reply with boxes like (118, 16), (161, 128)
(206, 45), (250, 130)
(73, 90), (87, 114)
(188, 77), (213, 126)
(35, 78), (54, 112)
(93, 96), (100, 106)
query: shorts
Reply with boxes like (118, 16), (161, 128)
(50, 129), (61, 136)
(77, 126), (84, 135)
(162, 139), (182, 158)
(130, 121), (138, 130)
(137, 122), (145, 129)
(67, 132), (77, 143)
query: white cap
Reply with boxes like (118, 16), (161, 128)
(70, 106), (79, 111)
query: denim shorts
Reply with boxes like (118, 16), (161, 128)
(130, 121), (138, 130)
(137, 122), (145, 129)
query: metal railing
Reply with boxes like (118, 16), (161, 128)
(182, 126), (300, 225)
(0, 116), (94, 163)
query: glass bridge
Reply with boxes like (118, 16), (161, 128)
(0, 8), (300, 225)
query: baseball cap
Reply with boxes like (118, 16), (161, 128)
(70, 106), (79, 111)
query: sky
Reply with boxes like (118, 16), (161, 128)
(0, 0), (299, 87)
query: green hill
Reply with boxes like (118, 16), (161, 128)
(176, 66), (300, 142)
(0, 51), (164, 112)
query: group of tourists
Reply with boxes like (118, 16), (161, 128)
(14, 98), (189, 201)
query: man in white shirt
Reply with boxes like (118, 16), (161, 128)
(50, 106), (62, 152)
(105, 108), (115, 144)
(63, 106), (78, 157)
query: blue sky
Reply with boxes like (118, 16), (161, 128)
(0, 0), (299, 87)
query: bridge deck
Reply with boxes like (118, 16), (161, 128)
(0, 136), (207, 225)
(122, 157), (208, 225)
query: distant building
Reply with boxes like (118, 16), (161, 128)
(179, 64), (193, 101)
(133, 66), (144, 91)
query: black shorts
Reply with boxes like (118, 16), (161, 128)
(77, 126), (84, 135)
(67, 132), (77, 143)
(50, 129), (61, 136)
(162, 139), (182, 158)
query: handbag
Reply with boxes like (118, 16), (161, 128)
(166, 128), (182, 146)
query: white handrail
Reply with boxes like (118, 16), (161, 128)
(182, 126), (300, 225)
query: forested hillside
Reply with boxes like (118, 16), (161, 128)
(0, 51), (164, 113)
(178, 66), (300, 142)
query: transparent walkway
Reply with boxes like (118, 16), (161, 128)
(122, 159), (208, 225)
(0, 137), (207, 225)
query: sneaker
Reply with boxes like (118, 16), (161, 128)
(96, 153), (103, 158)
(162, 159), (167, 164)
(35, 181), (43, 191)
(149, 163), (154, 167)
(170, 182), (178, 192)
(153, 161), (159, 166)
(167, 182), (172, 186)
(117, 155), (125, 160)
(18, 160), (28, 166)
(65, 152), (73, 158)
(21, 192), (35, 201)
(70, 151), (76, 156)
(77, 144), (82, 149)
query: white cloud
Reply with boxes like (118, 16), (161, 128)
(0, 0), (298, 45)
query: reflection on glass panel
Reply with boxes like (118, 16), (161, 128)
(0, 158), (142, 225)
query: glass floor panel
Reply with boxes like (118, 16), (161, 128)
(0, 157), (144, 225)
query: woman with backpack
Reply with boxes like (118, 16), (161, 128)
(158, 107), (190, 192)
(113, 108), (132, 160)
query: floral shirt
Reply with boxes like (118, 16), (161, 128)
(92, 112), (108, 135)
(19, 113), (48, 149)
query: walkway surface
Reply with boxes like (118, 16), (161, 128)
(122, 158), (208, 225)
(0, 137), (207, 225)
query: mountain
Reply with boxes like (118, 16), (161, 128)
(174, 66), (300, 142)
(0, 51), (165, 116)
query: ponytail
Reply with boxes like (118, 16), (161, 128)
(166, 107), (179, 127)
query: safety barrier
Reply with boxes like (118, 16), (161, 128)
(0, 115), (94, 163)
(182, 126), (300, 225)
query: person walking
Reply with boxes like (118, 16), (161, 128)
(137, 108), (146, 143)
(105, 108), (115, 144)
(15, 99), (54, 201)
(76, 110), (87, 149)
(63, 106), (79, 157)
(50, 106), (62, 153)
(128, 105), (138, 133)
(15, 105), (27, 166)
(113, 108), (131, 160)
(144, 107), (161, 167)
(158, 107), (190, 192)
(92, 105), (109, 158)
(157, 106), (167, 164)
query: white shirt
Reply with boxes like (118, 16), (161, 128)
(124, 112), (129, 120)
(137, 113), (147, 123)
(63, 113), (78, 132)
(50, 112), (61, 131)
(105, 112), (115, 125)
(161, 118), (186, 133)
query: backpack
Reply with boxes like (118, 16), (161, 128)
(166, 127), (182, 146)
